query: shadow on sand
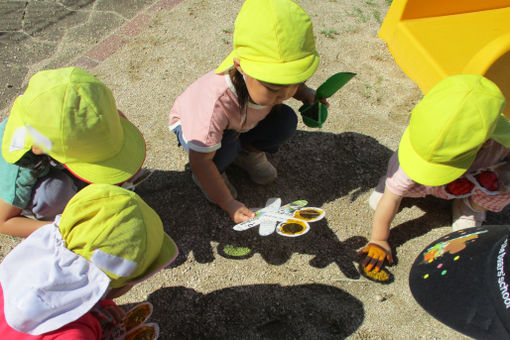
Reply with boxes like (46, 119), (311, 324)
(135, 283), (364, 339)
(138, 130), (390, 279)
(137, 128), (507, 277)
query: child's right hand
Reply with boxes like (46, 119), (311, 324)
(357, 240), (393, 272)
(223, 199), (255, 223)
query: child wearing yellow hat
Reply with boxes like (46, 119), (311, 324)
(169, 0), (327, 223)
(0, 67), (148, 238)
(359, 74), (510, 273)
(0, 183), (177, 339)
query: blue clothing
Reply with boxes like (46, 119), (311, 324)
(173, 104), (297, 173)
(0, 120), (49, 209)
(0, 119), (78, 219)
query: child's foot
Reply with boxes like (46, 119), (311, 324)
(452, 198), (486, 231)
(368, 176), (386, 210)
(192, 172), (238, 202)
(233, 150), (277, 185)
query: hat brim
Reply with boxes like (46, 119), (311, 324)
(2, 98), (32, 164)
(130, 232), (178, 286)
(409, 226), (510, 338)
(398, 127), (470, 186)
(215, 51), (236, 75)
(241, 53), (319, 85)
(492, 114), (510, 148)
(64, 117), (146, 185)
(215, 51), (320, 85)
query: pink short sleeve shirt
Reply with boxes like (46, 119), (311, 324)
(169, 70), (272, 153)
(385, 140), (510, 211)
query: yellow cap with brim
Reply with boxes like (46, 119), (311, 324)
(0, 184), (177, 335)
(1, 67), (146, 184)
(59, 183), (178, 289)
(215, 0), (319, 85)
(398, 74), (509, 186)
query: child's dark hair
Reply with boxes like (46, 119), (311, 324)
(228, 67), (283, 115)
(228, 68), (250, 115)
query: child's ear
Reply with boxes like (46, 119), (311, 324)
(233, 58), (244, 74)
(31, 146), (45, 155)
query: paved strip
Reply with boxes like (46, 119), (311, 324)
(74, 0), (184, 70)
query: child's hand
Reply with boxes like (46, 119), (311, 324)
(103, 304), (126, 325)
(357, 241), (393, 272)
(223, 199), (255, 223)
(91, 303), (126, 326)
(294, 83), (330, 107)
(318, 97), (330, 108)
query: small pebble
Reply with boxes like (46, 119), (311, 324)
(375, 294), (386, 302)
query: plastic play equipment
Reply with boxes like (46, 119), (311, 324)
(378, 0), (510, 117)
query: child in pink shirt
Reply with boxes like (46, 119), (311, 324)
(0, 184), (177, 339)
(169, 0), (328, 223)
(359, 75), (510, 273)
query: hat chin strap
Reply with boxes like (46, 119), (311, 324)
(0, 221), (110, 335)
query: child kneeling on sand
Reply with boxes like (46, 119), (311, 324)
(0, 183), (177, 339)
(169, 0), (328, 223)
(359, 75), (510, 273)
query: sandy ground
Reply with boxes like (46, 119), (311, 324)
(4, 0), (505, 338)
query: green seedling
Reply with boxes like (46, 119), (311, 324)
(373, 9), (382, 24)
(320, 29), (339, 39)
(298, 72), (356, 128)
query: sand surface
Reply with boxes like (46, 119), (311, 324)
(3, 0), (502, 338)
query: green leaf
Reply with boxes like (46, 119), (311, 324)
(316, 72), (356, 99)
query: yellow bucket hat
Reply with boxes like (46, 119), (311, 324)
(59, 183), (178, 288)
(0, 183), (177, 335)
(398, 74), (510, 186)
(215, 0), (319, 85)
(1, 67), (146, 184)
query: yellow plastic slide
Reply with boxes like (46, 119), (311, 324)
(379, 0), (510, 116)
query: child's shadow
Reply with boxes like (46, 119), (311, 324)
(137, 130), (395, 279)
(138, 283), (364, 339)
